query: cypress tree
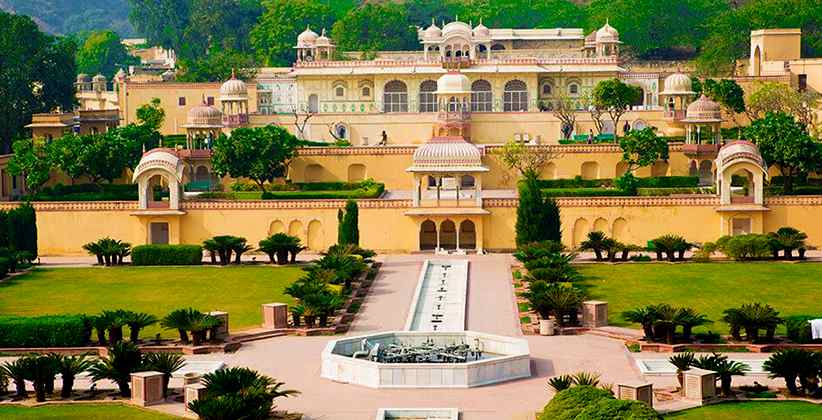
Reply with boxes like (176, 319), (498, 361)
(6, 203), (37, 258)
(342, 199), (359, 245)
(516, 176), (562, 246)
(337, 208), (347, 245)
(0, 210), (8, 248)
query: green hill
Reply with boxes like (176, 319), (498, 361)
(0, 0), (134, 36)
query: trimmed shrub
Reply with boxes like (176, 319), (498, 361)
(535, 176), (698, 190)
(539, 385), (614, 420)
(719, 234), (772, 261)
(0, 315), (92, 347)
(786, 315), (822, 344)
(6, 203), (37, 259)
(542, 188), (627, 197)
(576, 398), (661, 419)
(131, 244), (203, 266)
(636, 176), (698, 188)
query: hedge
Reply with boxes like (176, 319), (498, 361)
(539, 386), (615, 420)
(131, 244), (203, 266)
(0, 257), (9, 279)
(637, 187), (715, 196)
(29, 183), (169, 202)
(786, 315), (822, 344)
(1, 203), (37, 259)
(575, 399), (661, 419)
(541, 188), (627, 198)
(0, 315), (92, 347)
(535, 176), (698, 190)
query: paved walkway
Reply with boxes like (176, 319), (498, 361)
(180, 254), (644, 420)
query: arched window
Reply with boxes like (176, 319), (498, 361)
(335, 87), (345, 97)
(361, 86), (371, 97)
(504, 80), (528, 112)
(491, 43), (505, 51)
(477, 44), (487, 53)
(542, 83), (552, 96)
(308, 94), (319, 113)
(419, 80), (437, 112)
(383, 80), (408, 113)
(568, 83), (579, 96)
(471, 80), (492, 112)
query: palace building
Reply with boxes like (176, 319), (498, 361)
(4, 22), (822, 256)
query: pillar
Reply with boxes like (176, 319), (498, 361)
(617, 381), (654, 407)
(412, 174), (420, 207)
(456, 220), (461, 251)
(184, 383), (207, 412)
(475, 176), (482, 206)
(436, 220), (441, 251)
(131, 371), (165, 406)
(207, 311), (229, 340)
(476, 217), (484, 254)
(582, 300), (608, 328)
(262, 303), (289, 329)
(683, 368), (717, 402)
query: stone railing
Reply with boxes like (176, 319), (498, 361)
(766, 195), (822, 205)
(297, 145), (417, 155)
(0, 201), (139, 212)
(182, 198), (412, 210)
(555, 196), (721, 208)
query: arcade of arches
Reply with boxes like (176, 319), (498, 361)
(418, 217), (480, 252)
(269, 219), (325, 251)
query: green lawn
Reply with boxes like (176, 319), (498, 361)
(0, 266), (301, 338)
(665, 401), (822, 419)
(577, 262), (822, 335)
(0, 404), (182, 419)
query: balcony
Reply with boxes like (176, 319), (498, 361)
(222, 114), (249, 128)
(664, 109), (686, 121)
(442, 56), (471, 69)
(682, 143), (719, 159)
(437, 109), (471, 122)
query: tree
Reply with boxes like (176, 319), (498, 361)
(188, 367), (299, 420)
(747, 82), (819, 135)
(454, 0), (585, 29)
(176, 48), (257, 82)
(331, 3), (418, 53)
(143, 352), (185, 397)
(516, 176), (561, 246)
(128, 0), (192, 52)
(7, 139), (53, 194)
(338, 199), (359, 246)
(211, 125), (299, 192)
(745, 112), (821, 194)
(696, 0), (822, 75)
(618, 127), (669, 173)
(250, 0), (335, 66)
(695, 78), (746, 137)
(587, 0), (727, 59)
(88, 341), (144, 397)
(498, 140), (558, 180)
(55, 354), (93, 398)
(136, 98), (166, 131)
(186, 0), (262, 54)
(76, 30), (139, 78)
(592, 78), (642, 137)
(0, 12), (76, 153)
(551, 93), (579, 140)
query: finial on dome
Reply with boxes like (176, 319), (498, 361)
(230, 68), (236, 79)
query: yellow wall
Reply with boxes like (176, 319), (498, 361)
(13, 196), (822, 256)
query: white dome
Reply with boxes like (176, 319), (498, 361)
(184, 102), (223, 128)
(436, 72), (471, 95)
(315, 28), (332, 47)
(76, 74), (90, 82)
(661, 72), (695, 96)
(297, 26), (318, 47)
(683, 94), (722, 123)
(220, 72), (248, 100)
(409, 138), (487, 172)
(132, 149), (184, 184)
(716, 140), (767, 175)
(596, 21), (620, 43)
(442, 21), (472, 39)
(92, 74), (106, 82)
(473, 22), (490, 38)
(423, 20), (442, 39)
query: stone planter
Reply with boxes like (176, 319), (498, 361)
(539, 319), (555, 336)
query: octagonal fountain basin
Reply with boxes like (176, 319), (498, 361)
(375, 408), (459, 420)
(321, 331), (531, 388)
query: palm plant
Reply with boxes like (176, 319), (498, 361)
(290, 304), (304, 328)
(731, 303), (783, 343)
(652, 304), (679, 344)
(231, 239), (253, 264)
(189, 313), (222, 346)
(312, 249), (367, 288)
(284, 269), (334, 301)
(202, 235), (246, 265)
(161, 308), (203, 344)
(545, 283), (585, 327)
(83, 240), (105, 265)
(547, 374), (574, 392)
(0, 366), (8, 397)
(763, 348), (821, 395)
(622, 306), (658, 340)
(579, 231), (608, 261)
(14, 355), (57, 402)
(524, 252), (581, 283)
(202, 239), (219, 264)
(189, 367), (299, 420)
(91, 314), (109, 345)
(88, 341), (144, 397)
(675, 308), (712, 341)
(721, 307), (744, 341)
(769, 227), (807, 259)
(693, 353), (750, 396)
(125, 312), (159, 342)
(259, 233), (302, 264)
(101, 309), (129, 344)
(144, 352), (185, 397)
(308, 292), (344, 327)
(571, 371), (601, 386)
(652, 234), (689, 261)
(2, 358), (29, 399)
(668, 352), (695, 390)
(513, 240), (565, 264)
(54, 354), (93, 398)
